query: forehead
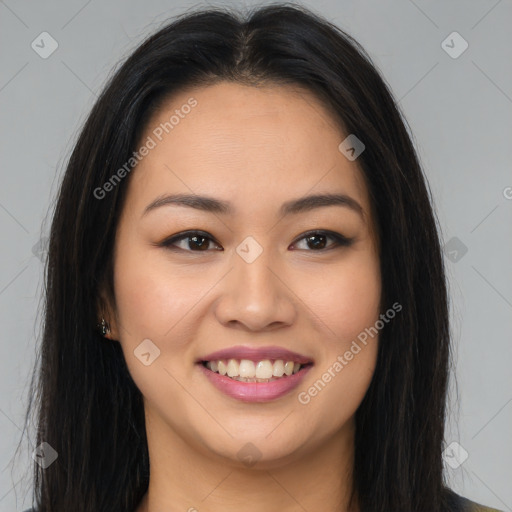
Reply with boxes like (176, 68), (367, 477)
(126, 81), (371, 218)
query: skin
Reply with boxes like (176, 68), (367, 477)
(104, 81), (381, 512)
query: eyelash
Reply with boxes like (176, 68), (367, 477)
(159, 229), (353, 253)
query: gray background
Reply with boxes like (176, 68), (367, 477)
(1, 0), (511, 510)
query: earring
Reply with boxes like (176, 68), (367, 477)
(98, 317), (111, 337)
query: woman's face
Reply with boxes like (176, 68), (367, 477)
(109, 81), (381, 467)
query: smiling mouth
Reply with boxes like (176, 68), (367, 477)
(200, 359), (313, 383)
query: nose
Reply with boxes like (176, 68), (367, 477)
(214, 245), (297, 332)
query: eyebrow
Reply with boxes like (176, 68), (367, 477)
(142, 192), (364, 218)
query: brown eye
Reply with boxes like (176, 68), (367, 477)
(186, 234), (211, 251)
(291, 230), (353, 251)
(160, 229), (352, 254)
(160, 231), (222, 252)
(305, 233), (328, 250)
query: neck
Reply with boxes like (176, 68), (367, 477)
(136, 409), (358, 512)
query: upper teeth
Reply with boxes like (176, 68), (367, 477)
(205, 359), (302, 378)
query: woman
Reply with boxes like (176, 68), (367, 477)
(21, 4), (501, 511)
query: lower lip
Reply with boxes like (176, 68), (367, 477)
(197, 363), (313, 403)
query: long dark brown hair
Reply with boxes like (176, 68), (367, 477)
(20, 3), (461, 511)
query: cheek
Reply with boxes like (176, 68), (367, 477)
(295, 251), (381, 344)
(112, 249), (205, 403)
(303, 345), (378, 439)
(296, 272), (380, 437)
(112, 245), (206, 345)
(297, 251), (381, 426)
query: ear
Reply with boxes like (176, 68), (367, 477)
(96, 287), (119, 341)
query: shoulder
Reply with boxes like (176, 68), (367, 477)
(456, 494), (504, 512)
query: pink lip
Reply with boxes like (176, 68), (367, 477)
(198, 345), (313, 364)
(198, 362), (313, 403)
